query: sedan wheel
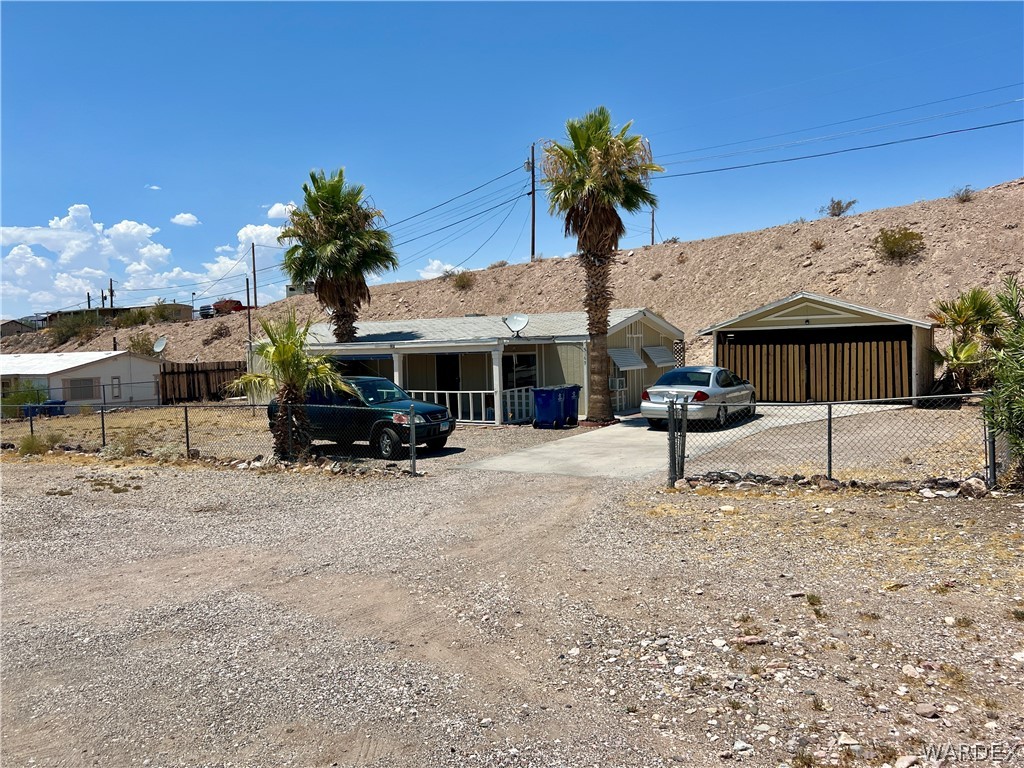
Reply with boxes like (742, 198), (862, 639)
(748, 396), (757, 418)
(647, 418), (665, 430)
(715, 406), (728, 428)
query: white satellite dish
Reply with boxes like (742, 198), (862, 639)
(502, 313), (529, 337)
(152, 337), (167, 354)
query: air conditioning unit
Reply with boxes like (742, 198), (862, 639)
(609, 377), (626, 391)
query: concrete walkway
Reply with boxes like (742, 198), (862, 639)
(465, 415), (667, 478)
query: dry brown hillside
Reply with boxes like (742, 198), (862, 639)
(5, 178), (1021, 364)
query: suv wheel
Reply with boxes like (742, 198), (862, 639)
(374, 427), (401, 459)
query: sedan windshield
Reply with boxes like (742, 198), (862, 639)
(351, 379), (411, 404)
(655, 370), (712, 387)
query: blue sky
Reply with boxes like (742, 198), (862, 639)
(2, 1), (1022, 321)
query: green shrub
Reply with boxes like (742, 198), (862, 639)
(0, 381), (47, 419)
(149, 299), (178, 323)
(43, 431), (66, 449)
(48, 314), (100, 346)
(818, 198), (857, 217)
(951, 185), (975, 204)
(984, 276), (1024, 480)
(101, 427), (142, 459)
(871, 226), (925, 261)
(18, 434), (47, 456)
(113, 308), (151, 329)
(449, 270), (475, 291)
(126, 331), (157, 356)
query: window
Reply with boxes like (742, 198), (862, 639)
(716, 370), (731, 387)
(502, 353), (537, 390)
(68, 378), (98, 400)
(111, 376), (122, 399)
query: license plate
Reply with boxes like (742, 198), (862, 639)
(439, 421), (449, 431)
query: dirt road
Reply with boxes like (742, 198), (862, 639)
(2, 451), (1022, 767)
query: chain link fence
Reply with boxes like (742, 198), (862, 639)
(665, 393), (1001, 488)
(0, 402), (456, 472)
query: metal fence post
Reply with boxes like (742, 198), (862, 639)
(28, 409), (34, 436)
(409, 405), (417, 475)
(983, 390), (997, 488)
(679, 401), (687, 481)
(826, 403), (834, 480)
(667, 400), (678, 488)
(184, 405), (191, 458)
(100, 406), (106, 447)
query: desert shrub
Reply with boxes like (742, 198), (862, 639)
(150, 444), (182, 462)
(125, 331), (157, 356)
(43, 431), (66, 449)
(487, 260), (509, 269)
(78, 404), (94, 416)
(18, 433), (48, 456)
(113, 308), (151, 329)
(871, 226), (925, 261)
(810, 239), (825, 251)
(450, 271), (475, 291)
(791, 217), (808, 225)
(984, 276), (1024, 480)
(818, 198), (857, 217)
(0, 380), (47, 419)
(202, 322), (232, 346)
(101, 427), (143, 459)
(149, 299), (178, 323)
(950, 185), (975, 204)
(665, 236), (680, 244)
(49, 314), (100, 346)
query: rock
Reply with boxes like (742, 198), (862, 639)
(712, 638), (728, 648)
(817, 478), (840, 491)
(673, 479), (689, 490)
(879, 480), (914, 492)
(733, 739), (754, 753)
(919, 488), (936, 498)
(719, 505), (736, 513)
(959, 477), (989, 498)
(914, 703), (938, 719)
(837, 732), (859, 746)
(787, 591), (806, 598)
(731, 635), (767, 646)
(894, 757), (921, 768)
(721, 471), (742, 482)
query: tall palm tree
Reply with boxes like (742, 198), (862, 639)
(279, 169), (398, 342)
(542, 107), (662, 422)
(229, 310), (347, 459)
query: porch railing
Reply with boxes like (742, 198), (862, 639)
(408, 386), (537, 424)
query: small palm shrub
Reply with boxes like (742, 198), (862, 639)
(950, 185), (975, 204)
(871, 226), (925, 261)
(818, 198), (857, 217)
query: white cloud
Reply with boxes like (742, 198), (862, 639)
(170, 212), (200, 227)
(214, 244), (235, 254)
(144, 184), (161, 191)
(418, 258), (462, 280)
(267, 202), (296, 220)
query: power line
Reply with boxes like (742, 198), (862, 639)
(657, 82), (1023, 159)
(393, 191), (532, 247)
(385, 166), (521, 228)
(655, 119), (1024, 180)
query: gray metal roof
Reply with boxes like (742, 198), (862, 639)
(308, 308), (682, 347)
(0, 351), (131, 376)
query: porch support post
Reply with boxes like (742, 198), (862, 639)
(491, 346), (503, 425)
(391, 351), (405, 388)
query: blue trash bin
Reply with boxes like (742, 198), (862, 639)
(23, 403), (43, 418)
(560, 385), (581, 426)
(531, 387), (563, 429)
(42, 399), (67, 416)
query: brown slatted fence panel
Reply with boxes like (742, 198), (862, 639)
(159, 361), (246, 403)
(898, 340), (910, 397)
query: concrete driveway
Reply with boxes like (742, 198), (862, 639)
(464, 403), (909, 478)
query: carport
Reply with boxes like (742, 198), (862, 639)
(697, 292), (935, 402)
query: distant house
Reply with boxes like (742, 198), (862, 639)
(286, 308), (684, 424)
(0, 351), (161, 407)
(286, 282), (315, 298)
(44, 302), (192, 327)
(0, 319), (36, 337)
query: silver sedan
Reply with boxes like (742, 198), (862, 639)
(640, 366), (756, 429)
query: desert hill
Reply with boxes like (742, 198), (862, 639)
(4, 178), (1021, 364)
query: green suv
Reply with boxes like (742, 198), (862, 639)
(268, 376), (456, 459)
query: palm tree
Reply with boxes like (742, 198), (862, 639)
(542, 107), (662, 423)
(928, 287), (1005, 388)
(279, 169), (398, 342)
(229, 310), (347, 459)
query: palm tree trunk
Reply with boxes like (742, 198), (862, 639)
(332, 304), (359, 343)
(580, 250), (614, 422)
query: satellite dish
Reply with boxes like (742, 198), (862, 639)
(502, 313), (529, 337)
(152, 337), (167, 354)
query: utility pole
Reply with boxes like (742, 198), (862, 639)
(251, 242), (258, 309)
(245, 277), (253, 341)
(101, 290), (107, 308)
(109, 278), (115, 308)
(530, 143), (536, 262)
(86, 292), (91, 309)
(651, 209), (655, 247)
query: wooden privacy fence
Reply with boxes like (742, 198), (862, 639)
(718, 339), (911, 402)
(160, 361), (246, 403)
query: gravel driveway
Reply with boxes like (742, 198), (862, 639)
(2, 428), (1022, 767)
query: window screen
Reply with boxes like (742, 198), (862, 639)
(68, 378), (98, 400)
